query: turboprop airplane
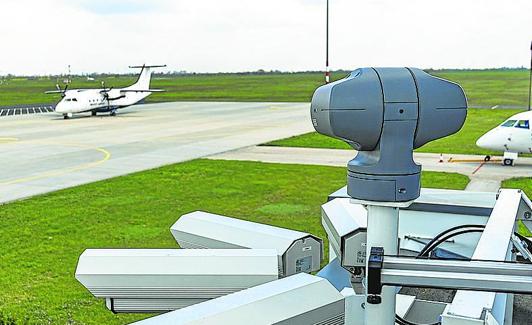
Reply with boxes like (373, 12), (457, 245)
(476, 110), (531, 166)
(45, 65), (165, 119)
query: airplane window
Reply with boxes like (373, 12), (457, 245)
(65, 99), (71, 102)
(515, 120), (529, 129)
(501, 120), (517, 127)
(72, 98), (78, 102)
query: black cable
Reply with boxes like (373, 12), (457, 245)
(419, 228), (484, 258)
(391, 226), (482, 325)
(418, 224), (485, 257)
(420, 225), (532, 260)
(395, 314), (440, 325)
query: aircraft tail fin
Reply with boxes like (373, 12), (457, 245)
(127, 65), (166, 90)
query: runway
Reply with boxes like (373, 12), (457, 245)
(209, 146), (532, 192)
(0, 101), (313, 204)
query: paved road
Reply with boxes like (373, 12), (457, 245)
(0, 102), (313, 204)
(209, 146), (532, 192)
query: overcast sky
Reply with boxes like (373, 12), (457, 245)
(1, 0), (531, 75)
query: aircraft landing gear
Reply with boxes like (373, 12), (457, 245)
(91, 111), (97, 117)
(502, 152), (518, 166)
(63, 113), (72, 119)
(483, 155), (491, 162)
(110, 110), (117, 117)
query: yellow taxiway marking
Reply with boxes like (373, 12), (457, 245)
(0, 140), (111, 186)
(0, 137), (19, 143)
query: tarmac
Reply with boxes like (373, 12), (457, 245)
(0, 101), (313, 204)
(208, 146), (532, 192)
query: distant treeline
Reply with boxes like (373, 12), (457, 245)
(1, 67), (528, 79)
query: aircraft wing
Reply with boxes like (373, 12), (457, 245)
(120, 89), (165, 93)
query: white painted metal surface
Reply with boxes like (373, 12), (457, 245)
(382, 257), (532, 293)
(416, 188), (497, 209)
(170, 211), (323, 276)
(75, 249), (279, 313)
(442, 189), (523, 324)
(321, 199), (367, 268)
(365, 205), (400, 325)
(341, 287), (415, 325)
(132, 273), (345, 325)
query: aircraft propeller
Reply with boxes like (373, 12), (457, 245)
(100, 82), (119, 112)
(53, 84), (69, 97)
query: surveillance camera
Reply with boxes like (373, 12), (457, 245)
(75, 249), (279, 313)
(311, 68), (467, 202)
(171, 211), (323, 277)
(131, 273), (345, 325)
(321, 198), (367, 276)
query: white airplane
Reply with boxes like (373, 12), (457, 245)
(45, 65), (165, 119)
(476, 110), (531, 166)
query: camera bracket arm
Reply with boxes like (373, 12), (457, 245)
(367, 252), (532, 302)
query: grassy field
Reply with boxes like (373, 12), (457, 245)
(266, 108), (527, 156)
(502, 177), (532, 198)
(0, 159), (468, 325)
(0, 69), (530, 107)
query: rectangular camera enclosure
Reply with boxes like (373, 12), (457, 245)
(171, 211), (323, 277)
(321, 198), (367, 273)
(75, 249), (279, 313)
(131, 273), (345, 325)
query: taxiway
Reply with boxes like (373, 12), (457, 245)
(0, 102), (312, 203)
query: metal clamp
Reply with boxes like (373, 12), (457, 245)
(367, 246), (384, 304)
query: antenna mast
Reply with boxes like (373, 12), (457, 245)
(325, 0), (330, 84)
(524, 40), (532, 111)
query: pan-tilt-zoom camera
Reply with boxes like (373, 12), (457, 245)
(311, 68), (467, 202)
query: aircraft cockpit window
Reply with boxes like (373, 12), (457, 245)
(72, 98), (78, 102)
(515, 120), (529, 129)
(65, 98), (71, 102)
(501, 120), (517, 127)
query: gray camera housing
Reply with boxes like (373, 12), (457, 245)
(311, 67), (467, 202)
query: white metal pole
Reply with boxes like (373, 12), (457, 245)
(365, 205), (399, 325)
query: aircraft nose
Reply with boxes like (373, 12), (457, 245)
(476, 134), (489, 148)
(476, 130), (498, 150)
(55, 103), (64, 113)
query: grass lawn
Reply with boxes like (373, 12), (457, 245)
(0, 69), (529, 107)
(266, 108), (527, 156)
(0, 159), (468, 324)
(502, 177), (532, 236)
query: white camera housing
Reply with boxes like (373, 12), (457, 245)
(132, 273), (345, 325)
(171, 211), (323, 276)
(321, 199), (367, 274)
(75, 249), (279, 313)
